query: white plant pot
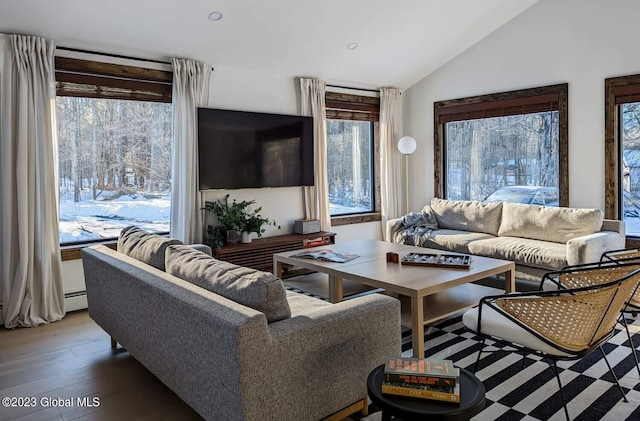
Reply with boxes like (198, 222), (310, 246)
(241, 231), (252, 243)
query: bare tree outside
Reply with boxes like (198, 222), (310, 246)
(326, 120), (374, 215)
(445, 111), (560, 201)
(56, 97), (172, 244)
(621, 102), (640, 235)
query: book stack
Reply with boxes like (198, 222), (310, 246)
(302, 237), (329, 248)
(382, 357), (460, 403)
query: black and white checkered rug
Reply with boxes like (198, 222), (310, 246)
(381, 315), (640, 421)
(286, 285), (640, 420)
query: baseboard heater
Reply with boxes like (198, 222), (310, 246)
(0, 291), (88, 327)
(65, 290), (88, 312)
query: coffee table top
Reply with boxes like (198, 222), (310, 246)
(274, 239), (514, 297)
(367, 364), (485, 421)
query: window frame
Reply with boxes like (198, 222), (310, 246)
(325, 91), (381, 225)
(604, 74), (640, 244)
(433, 83), (569, 206)
(56, 57), (173, 259)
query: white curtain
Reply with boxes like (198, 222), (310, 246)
(379, 87), (404, 240)
(170, 58), (211, 243)
(0, 34), (65, 328)
(299, 78), (331, 231)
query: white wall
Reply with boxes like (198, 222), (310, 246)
(61, 64), (381, 299)
(403, 0), (640, 212)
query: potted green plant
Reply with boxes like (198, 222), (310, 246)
(244, 208), (279, 241)
(203, 195), (279, 248)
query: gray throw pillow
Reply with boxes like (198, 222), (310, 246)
(165, 245), (291, 323)
(117, 226), (183, 271)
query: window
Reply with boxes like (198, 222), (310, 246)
(605, 74), (640, 239)
(55, 58), (173, 246)
(325, 92), (380, 221)
(327, 120), (374, 214)
(434, 84), (568, 206)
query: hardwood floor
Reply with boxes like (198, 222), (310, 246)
(0, 310), (203, 421)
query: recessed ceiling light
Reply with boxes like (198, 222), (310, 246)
(208, 11), (223, 21)
(347, 43), (358, 50)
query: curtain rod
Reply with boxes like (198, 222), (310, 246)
(326, 84), (379, 93)
(56, 46), (215, 71)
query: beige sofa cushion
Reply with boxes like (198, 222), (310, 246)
(419, 229), (496, 254)
(165, 245), (291, 323)
(468, 236), (567, 270)
(117, 226), (182, 271)
(498, 202), (603, 244)
(430, 198), (503, 236)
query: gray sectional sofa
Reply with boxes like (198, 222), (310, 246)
(82, 227), (401, 421)
(387, 198), (625, 287)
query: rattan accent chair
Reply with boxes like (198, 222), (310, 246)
(601, 248), (640, 313)
(463, 263), (640, 421)
(543, 253), (640, 376)
(602, 249), (640, 374)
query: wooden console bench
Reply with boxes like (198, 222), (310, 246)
(213, 231), (336, 273)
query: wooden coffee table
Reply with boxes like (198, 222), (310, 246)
(274, 239), (515, 357)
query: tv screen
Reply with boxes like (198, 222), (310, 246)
(197, 108), (314, 190)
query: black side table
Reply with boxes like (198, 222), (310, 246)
(367, 364), (485, 421)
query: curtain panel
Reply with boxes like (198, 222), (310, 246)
(379, 87), (403, 239)
(169, 58), (211, 243)
(299, 77), (331, 231)
(0, 34), (65, 328)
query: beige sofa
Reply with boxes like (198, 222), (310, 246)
(83, 227), (401, 421)
(387, 198), (625, 287)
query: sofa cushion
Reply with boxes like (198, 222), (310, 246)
(415, 229), (496, 254)
(468, 236), (567, 270)
(430, 198), (503, 236)
(165, 245), (291, 323)
(498, 202), (603, 244)
(286, 290), (330, 317)
(117, 226), (182, 271)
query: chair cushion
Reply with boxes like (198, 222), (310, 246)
(468, 236), (567, 270)
(165, 245), (291, 323)
(117, 226), (182, 271)
(430, 198), (503, 236)
(498, 202), (603, 244)
(463, 304), (573, 357)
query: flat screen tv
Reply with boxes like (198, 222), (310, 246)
(197, 108), (314, 190)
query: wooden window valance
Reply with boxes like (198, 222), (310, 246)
(55, 57), (172, 103)
(435, 86), (565, 124)
(325, 92), (380, 122)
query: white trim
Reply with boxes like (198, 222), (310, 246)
(65, 292), (88, 313)
(55, 48), (172, 72)
(325, 85), (380, 98)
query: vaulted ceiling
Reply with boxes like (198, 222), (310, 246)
(0, 0), (538, 90)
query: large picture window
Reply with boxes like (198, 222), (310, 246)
(55, 58), (173, 246)
(434, 84), (569, 206)
(325, 92), (380, 222)
(605, 74), (640, 239)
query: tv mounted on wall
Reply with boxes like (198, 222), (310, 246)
(197, 108), (315, 190)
